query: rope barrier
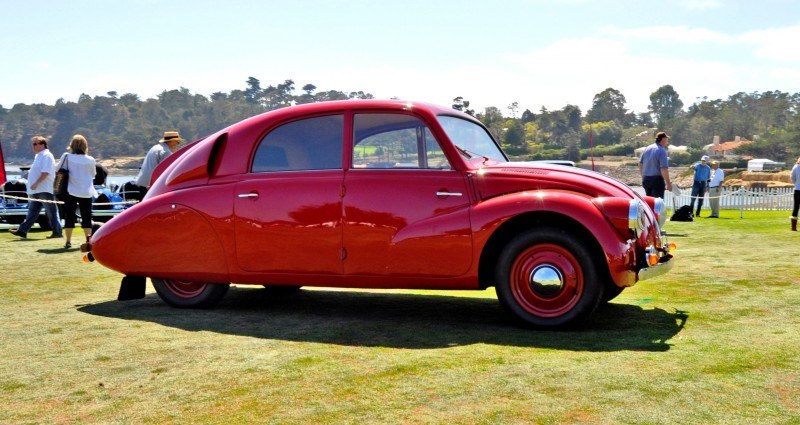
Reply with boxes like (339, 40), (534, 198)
(675, 187), (795, 200)
(0, 192), (139, 206)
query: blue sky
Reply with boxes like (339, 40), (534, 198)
(2, 0), (799, 115)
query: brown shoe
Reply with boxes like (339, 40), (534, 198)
(10, 230), (27, 238)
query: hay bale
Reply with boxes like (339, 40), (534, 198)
(741, 170), (792, 183)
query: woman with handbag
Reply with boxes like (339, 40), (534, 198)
(57, 135), (97, 249)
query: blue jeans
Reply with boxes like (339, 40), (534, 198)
(689, 180), (707, 214)
(18, 192), (63, 235)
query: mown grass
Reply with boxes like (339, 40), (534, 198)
(1, 210), (799, 424)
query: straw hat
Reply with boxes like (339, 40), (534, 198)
(158, 131), (185, 144)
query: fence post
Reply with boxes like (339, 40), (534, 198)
(740, 188), (744, 218)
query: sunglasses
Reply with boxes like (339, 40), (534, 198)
(32, 142), (44, 146)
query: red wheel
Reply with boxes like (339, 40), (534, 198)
(509, 243), (583, 318)
(496, 228), (603, 329)
(152, 278), (230, 308)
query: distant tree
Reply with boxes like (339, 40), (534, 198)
(586, 88), (629, 125)
(564, 133), (581, 161)
(521, 109), (536, 123)
(562, 105), (583, 132)
(302, 84), (317, 95)
(504, 120), (525, 152)
(348, 91), (374, 99)
(636, 112), (655, 127)
(649, 85), (684, 128)
(119, 93), (140, 107)
(244, 77), (262, 104)
(452, 96), (475, 116)
(507, 101), (519, 119)
(581, 121), (622, 147)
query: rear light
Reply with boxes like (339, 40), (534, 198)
(647, 246), (659, 266)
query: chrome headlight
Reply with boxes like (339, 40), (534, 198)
(653, 198), (667, 227)
(628, 200), (646, 236)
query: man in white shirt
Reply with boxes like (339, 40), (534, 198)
(707, 160), (725, 218)
(10, 136), (63, 238)
(133, 131), (184, 198)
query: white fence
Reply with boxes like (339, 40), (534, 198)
(635, 186), (795, 215)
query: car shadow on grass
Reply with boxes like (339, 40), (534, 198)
(79, 287), (687, 352)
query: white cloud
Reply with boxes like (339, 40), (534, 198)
(601, 25), (731, 44)
(739, 25), (800, 62)
(678, 0), (724, 11)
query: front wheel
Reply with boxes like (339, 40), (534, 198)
(495, 228), (604, 329)
(601, 282), (625, 303)
(152, 278), (230, 308)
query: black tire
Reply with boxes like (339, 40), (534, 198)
(601, 283), (625, 303)
(495, 227), (604, 329)
(151, 278), (230, 308)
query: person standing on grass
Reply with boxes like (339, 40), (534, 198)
(707, 160), (724, 218)
(58, 135), (96, 249)
(791, 157), (800, 231)
(133, 131), (184, 198)
(689, 155), (711, 217)
(9, 136), (63, 239)
(639, 131), (673, 199)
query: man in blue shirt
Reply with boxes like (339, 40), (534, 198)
(639, 131), (673, 198)
(689, 155), (711, 217)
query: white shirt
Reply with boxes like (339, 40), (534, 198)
(709, 168), (725, 188)
(136, 143), (173, 187)
(791, 164), (800, 191)
(27, 148), (56, 195)
(58, 153), (97, 198)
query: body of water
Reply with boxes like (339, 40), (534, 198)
(4, 165), (135, 187)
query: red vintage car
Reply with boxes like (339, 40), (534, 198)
(86, 100), (674, 329)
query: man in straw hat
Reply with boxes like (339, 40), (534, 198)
(707, 160), (724, 218)
(133, 131), (185, 195)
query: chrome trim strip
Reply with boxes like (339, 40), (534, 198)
(436, 192), (463, 197)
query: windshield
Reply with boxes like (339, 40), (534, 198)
(437, 116), (507, 162)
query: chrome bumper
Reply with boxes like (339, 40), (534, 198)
(637, 254), (675, 281)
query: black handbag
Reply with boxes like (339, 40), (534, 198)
(53, 155), (69, 196)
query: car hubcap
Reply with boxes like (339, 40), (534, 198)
(163, 279), (207, 298)
(510, 243), (583, 318)
(530, 265), (564, 298)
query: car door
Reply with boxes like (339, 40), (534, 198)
(343, 113), (473, 278)
(234, 114), (344, 274)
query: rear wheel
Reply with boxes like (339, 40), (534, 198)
(151, 278), (230, 308)
(495, 228), (604, 329)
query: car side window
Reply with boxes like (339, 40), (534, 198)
(252, 115), (343, 172)
(352, 113), (451, 169)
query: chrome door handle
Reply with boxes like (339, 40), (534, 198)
(436, 192), (462, 197)
(237, 193), (259, 199)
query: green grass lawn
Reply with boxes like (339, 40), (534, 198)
(1, 210), (799, 424)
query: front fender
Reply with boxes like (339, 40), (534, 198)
(471, 190), (637, 287)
